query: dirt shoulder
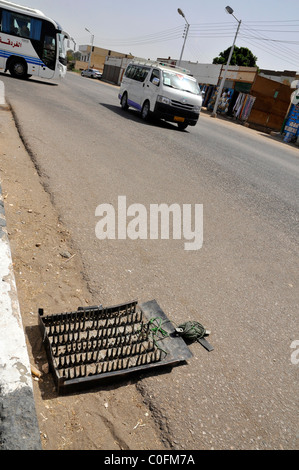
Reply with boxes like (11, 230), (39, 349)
(0, 107), (166, 450)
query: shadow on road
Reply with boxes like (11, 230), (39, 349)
(100, 103), (190, 133)
(258, 131), (298, 150)
(0, 71), (58, 87)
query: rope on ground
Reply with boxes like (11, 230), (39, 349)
(175, 321), (207, 342)
(139, 317), (169, 355)
(175, 321), (214, 352)
(139, 317), (213, 354)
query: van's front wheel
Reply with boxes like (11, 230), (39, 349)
(141, 100), (150, 121)
(121, 92), (128, 110)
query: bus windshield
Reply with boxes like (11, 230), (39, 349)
(162, 71), (200, 95)
(58, 33), (67, 63)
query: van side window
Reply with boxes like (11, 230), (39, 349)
(132, 66), (141, 81)
(125, 65), (133, 78)
(126, 65), (138, 80)
(137, 67), (149, 82)
(125, 65), (149, 82)
(150, 69), (160, 82)
(130, 66), (138, 80)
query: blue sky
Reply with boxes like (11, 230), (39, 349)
(14, 0), (299, 71)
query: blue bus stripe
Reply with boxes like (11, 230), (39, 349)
(0, 49), (43, 64)
(0, 53), (43, 66)
(0, 49), (44, 66)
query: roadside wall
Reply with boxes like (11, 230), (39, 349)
(0, 82), (41, 450)
(249, 75), (293, 131)
(102, 56), (132, 85)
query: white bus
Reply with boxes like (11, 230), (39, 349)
(0, 0), (69, 79)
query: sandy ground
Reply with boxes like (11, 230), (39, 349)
(0, 107), (166, 450)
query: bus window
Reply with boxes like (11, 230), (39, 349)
(1, 10), (16, 34)
(1, 10), (42, 40)
(19, 22), (30, 37)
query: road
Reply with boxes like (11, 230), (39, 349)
(1, 70), (298, 450)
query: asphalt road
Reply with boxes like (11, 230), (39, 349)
(1, 71), (298, 450)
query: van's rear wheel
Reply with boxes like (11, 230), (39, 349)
(9, 58), (28, 79)
(141, 100), (150, 120)
(121, 92), (129, 110)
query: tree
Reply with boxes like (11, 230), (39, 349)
(213, 46), (258, 67)
(66, 50), (81, 61)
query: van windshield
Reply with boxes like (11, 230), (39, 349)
(162, 71), (200, 95)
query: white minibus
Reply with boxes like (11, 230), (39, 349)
(119, 60), (203, 130)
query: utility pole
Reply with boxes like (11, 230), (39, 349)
(177, 8), (190, 67)
(85, 28), (94, 68)
(212, 7), (241, 117)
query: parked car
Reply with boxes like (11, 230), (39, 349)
(81, 68), (102, 79)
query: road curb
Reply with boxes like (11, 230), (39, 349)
(0, 80), (9, 111)
(0, 81), (42, 450)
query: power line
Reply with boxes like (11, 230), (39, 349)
(96, 25), (184, 46)
(91, 21), (299, 46)
(240, 33), (299, 68)
(241, 35), (299, 45)
(244, 19), (299, 23)
(81, 20), (299, 68)
(245, 38), (299, 68)
(190, 20), (299, 69)
(241, 23), (299, 61)
(243, 29), (299, 33)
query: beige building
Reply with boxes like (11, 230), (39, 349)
(75, 45), (133, 73)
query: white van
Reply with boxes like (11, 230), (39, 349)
(118, 60), (203, 130)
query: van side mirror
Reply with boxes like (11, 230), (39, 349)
(152, 77), (160, 86)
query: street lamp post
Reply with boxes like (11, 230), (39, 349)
(177, 8), (190, 67)
(85, 27), (94, 68)
(212, 6), (242, 117)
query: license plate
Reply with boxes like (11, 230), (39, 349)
(174, 116), (185, 122)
